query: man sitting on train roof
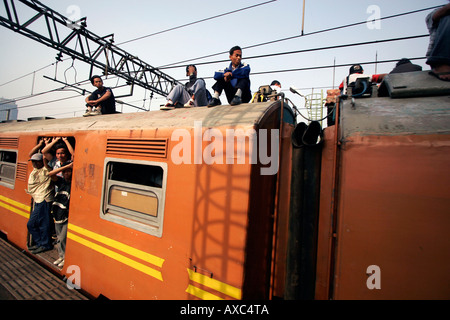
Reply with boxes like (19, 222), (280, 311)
(270, 80), (282, 100)
(84, 75), (116, 116)
(339, 64), (386, 96)
(160, 64), (208, 110)
(425, 3), (450, 81)
(377, 58), (423, 97)
(208, 45), (251, 107)
(389, 58), (422, 74)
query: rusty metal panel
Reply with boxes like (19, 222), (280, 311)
(331, 94), (450, 299)
(382, 70), (450, 98)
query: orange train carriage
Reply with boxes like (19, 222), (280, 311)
(316, 71), (450, 299)
(0, 71), (449, 299)
(0, 100), (296, 300)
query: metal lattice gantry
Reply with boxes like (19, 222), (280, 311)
(0, 0), (182, 97)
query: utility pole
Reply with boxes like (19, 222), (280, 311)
(301, 0), (306, 35)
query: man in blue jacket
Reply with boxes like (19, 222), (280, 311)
(208, 46), (251, 107)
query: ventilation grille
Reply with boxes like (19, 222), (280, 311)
(16, 162), (28, 181)
(106, 138), (168, 158)
(0, 137), (19, 148)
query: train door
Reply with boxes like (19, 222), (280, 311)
(26, 136), (76, 272)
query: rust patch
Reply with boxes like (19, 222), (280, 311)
(74, 163), (99, 196)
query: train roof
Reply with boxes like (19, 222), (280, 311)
(0, 101), (292, 134)
(341, 71), (450, 138)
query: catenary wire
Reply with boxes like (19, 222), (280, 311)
(0, 1), (278, 89)
(173, 56), (426, 82)
(0, 62), (55, 88)
(116, 0), (277, 46)
(0, 4), (438, 91)
(160, 34), (429, 70)
(158, 5), (440, 68)
(0, 5), (439, 116)
(117, 0), (277, 45)
(0, 5), (435, 92)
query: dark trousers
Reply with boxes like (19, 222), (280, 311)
(427, 15), (450, 67)
(27, 200), (52, 249)
(212, 78), (252, 104)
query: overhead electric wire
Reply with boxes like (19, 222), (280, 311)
(13, 94), (80, 110)
(1, 4), (439, 117)
(0, 4), (438, 91)
(173, 56), (426, 82)
(117, 0), (277, 46)
(0, 86), (71, 107)
(160, 34), (429, 70)
(0, 1), (278, 91)
(1, 2), (278, 104)
(158, 5), (441, 68)
(0, 62), (55, 88)
(0, 80), (144, 111)
(250, 56), (427, 76)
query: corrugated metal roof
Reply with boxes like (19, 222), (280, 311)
(0, 102), (284, 133)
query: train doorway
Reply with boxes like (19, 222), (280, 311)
(26, 136), (76, 273)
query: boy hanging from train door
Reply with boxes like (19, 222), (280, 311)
(26, 140), (55, 254)
(42, 137), (74, 177)
(50, 161), (73, 268)
(26, 139), (74, 259)
(42, 137), (74, 267)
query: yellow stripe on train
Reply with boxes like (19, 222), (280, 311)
(0, 195), (30, 219)
(186, 268), (242, 300)
(67, 231), (163, 281)
(185, 284), (224, 300)
(68, 223), (164, 268)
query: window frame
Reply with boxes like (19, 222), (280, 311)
(100, 157), (168, 237)
(0, 149), (17, 189)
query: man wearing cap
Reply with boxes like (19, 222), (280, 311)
(26, 144), (55, 254)
(339, 64), (386, 95)
(160, 64), (208, 110)
(270, 80), (282, 100)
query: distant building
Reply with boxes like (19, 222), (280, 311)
(0, 98), (18, 122)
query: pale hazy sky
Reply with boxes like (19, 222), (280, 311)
(0, 0), (445, 119)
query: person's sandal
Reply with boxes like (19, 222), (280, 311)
(429, 70), (450, 82)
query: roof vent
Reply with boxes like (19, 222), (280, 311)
(106, 138), (168, 158)
(0, 137), (19, 148)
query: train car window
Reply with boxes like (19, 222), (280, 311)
(0, 150), (17, 188)
(100, 158), (167, 237)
